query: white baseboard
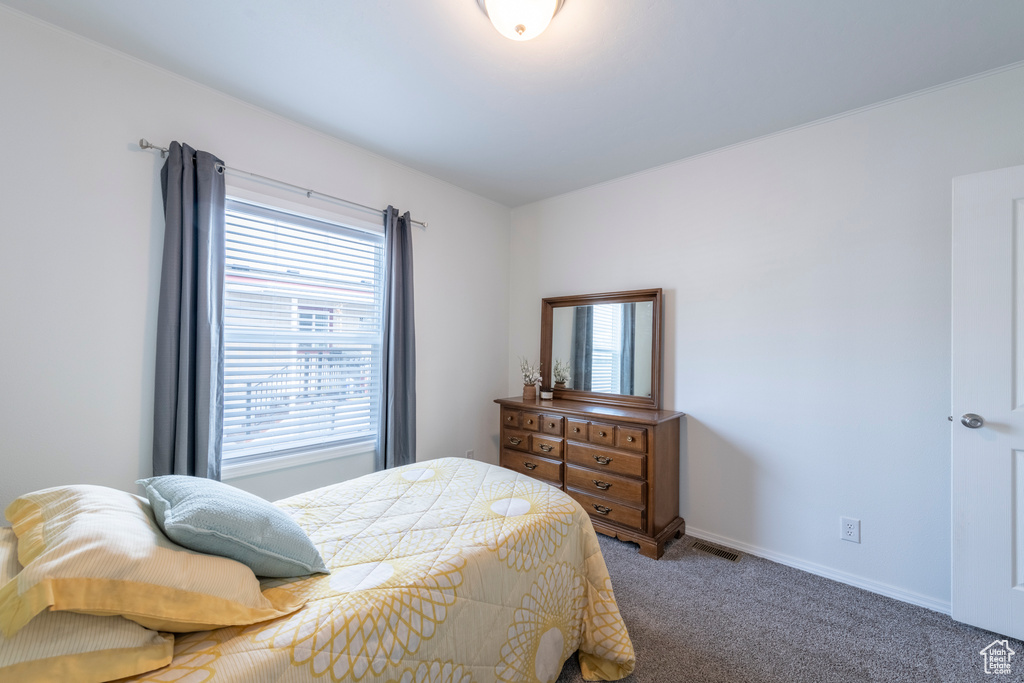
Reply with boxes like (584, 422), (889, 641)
(684, 526), (952, 615)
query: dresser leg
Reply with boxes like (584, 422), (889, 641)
(592, 518), (684, 560)
(637, 538), (661, 559)
(638, 518), (686, 559)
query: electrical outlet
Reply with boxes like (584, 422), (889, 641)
(465, 450), (475, 460)
(841, 517), (861, 543)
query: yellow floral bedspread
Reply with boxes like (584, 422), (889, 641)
(123, 458), (634, 683)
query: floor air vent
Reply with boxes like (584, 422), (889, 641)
(691, 540), (741, 562)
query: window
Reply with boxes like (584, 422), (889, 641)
(221, 198), (384, 465)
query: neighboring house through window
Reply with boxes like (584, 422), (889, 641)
(221, 197), (384, 469)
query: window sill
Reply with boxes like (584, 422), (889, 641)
(221, 440), (375, 480)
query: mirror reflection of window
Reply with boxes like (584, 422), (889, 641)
(550, 300), (653, 398)
(590, 304), (622, 394)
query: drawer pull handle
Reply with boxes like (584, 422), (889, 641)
(593, 480), (611, 490)
(523, 462), (537, 470)
(539, 444), (553, 453)
(593, 504), (612, 515)
(548, 422), (555, 428)
(508, 437), (522, 445)
(573, 427), (581, 433)
(506, 416), (514, 422)
(626, 436), (634, 442)
(593, 455), (612, 465)
(598, 431), (607, 437)
(527, 419), (534, 425)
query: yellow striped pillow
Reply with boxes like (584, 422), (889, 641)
(0, 485), (305, 637)
(0, 527), (173, 683)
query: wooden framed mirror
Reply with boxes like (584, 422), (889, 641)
(540, 288), (662, 409)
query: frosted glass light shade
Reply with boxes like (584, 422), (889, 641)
(483, 0), (561, 41)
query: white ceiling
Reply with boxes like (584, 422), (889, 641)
(5, 0), (1024, 206)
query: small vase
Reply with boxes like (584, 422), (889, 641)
(523, 384), (537, 400)
(554, 381), (566, 390)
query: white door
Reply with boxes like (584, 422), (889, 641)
(951, 164), (1024, 639)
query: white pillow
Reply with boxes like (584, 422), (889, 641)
(0, 527), (173, 683)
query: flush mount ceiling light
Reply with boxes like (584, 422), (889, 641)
(477, 0), (565, 41)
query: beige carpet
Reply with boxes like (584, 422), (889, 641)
(558, 534), (1022, 682)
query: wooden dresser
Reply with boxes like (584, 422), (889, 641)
(494, 395), (685, 559)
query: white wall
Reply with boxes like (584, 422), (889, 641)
(0, 7), (510, 510)
(509, 65), (1024, 610)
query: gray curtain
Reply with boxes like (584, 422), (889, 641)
(152, 142), (225, 479)
(620, 303), (636, 395)
(571, 306), (594, 392)
(377, 207), (416, 470)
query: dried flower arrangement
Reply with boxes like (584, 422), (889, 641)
(519, 357), (542, 386)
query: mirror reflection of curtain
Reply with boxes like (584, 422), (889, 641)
(570, 306), (593, 391)
(620, 303), (635, 395)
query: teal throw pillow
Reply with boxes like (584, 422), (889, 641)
(137, 475), (328, 578)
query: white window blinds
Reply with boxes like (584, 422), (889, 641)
(222, 198), (384, 462)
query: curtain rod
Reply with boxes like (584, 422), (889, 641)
(138, 139), (427, 229)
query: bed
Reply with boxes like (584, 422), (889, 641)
(116, 457), (635, 683)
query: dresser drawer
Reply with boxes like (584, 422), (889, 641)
(565, 464), (645, 506)
(531, 435), (563, 459)
(566, 419), (588, 439)
(588, 422), (616, 447)
(566, 442), (645, 479)
(501, 408), (521, 429)
(501, 449), (563, 486)
(540, 415), (564, 436)
(521, 412), (541, 432)
(502, 428), (531, 452)
(567, 488), (644, 532)
(615, 426), (647, 453)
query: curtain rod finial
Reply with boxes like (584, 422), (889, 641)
(139, 138), (168, 158)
